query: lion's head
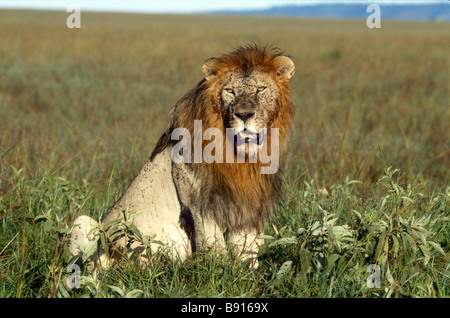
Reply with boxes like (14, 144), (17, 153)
(160, 44), (295, 162)
(152, 44), (295, 231)
(203, 46), (294, 153)
(201, 45), (295, 158)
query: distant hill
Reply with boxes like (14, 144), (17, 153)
(211, 3), (450, 21)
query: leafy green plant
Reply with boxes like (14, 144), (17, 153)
(260, 167), (448, 297)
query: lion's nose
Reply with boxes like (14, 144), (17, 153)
(234, 110), (255, 122)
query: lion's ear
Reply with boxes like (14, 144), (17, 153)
(274, 56), (295, 81)
(202, 58), (218, 81)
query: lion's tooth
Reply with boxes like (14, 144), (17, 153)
(239, 131), (257, 140)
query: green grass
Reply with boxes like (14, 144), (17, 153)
(0, 11), (448, 298)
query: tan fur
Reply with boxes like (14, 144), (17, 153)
(68, 44), (295, 270)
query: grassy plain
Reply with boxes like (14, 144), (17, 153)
(0, 10), (448, 298)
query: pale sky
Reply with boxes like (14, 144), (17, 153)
(0, 0), (445, 14)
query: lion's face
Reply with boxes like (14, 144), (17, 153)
(201, 48), (295, 156)
(220, 69), (278, 149)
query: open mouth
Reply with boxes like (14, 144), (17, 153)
(235, 129), (266, 147)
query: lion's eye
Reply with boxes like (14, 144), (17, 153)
(224, 88), (234, 94)
(257, 87), (266, 92)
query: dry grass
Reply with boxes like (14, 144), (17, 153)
(1, 11), (448, 188)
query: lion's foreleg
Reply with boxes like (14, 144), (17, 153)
(193, 214), (227, 253)
(226, 230), (262, 268)
(68, 215), (111, 273)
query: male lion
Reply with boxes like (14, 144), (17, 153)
(69, 44), (295, 271)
